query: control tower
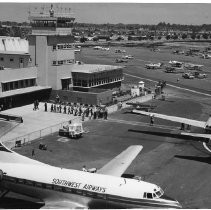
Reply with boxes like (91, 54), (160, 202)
(28, 4), (75, 90)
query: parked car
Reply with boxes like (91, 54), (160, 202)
(193, 71), (207, 79)
(182, 73), (194, 79)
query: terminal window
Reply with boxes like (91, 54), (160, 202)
(10, 58), (14, 62)
(0, 57), (4, 61)
(1, 78), (36, 92)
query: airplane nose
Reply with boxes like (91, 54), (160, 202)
(161, 194), (182, 208)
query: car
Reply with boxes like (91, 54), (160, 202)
(193, 72), (207, 79)
(115, 58), (128, 63)
(182, 73), (194, 79)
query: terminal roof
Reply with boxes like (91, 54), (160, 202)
(72, 64), (124, 74)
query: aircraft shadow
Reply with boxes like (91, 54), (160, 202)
(175, 155), (211, 164)
(128, 129), (209, 143)
(0, 197), (44, 209)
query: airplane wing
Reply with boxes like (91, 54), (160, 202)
(97, 145), (143, 177)
(132, 110), (206, 128)
(181, 132), (211, 140)
(0, 141), (47, 166)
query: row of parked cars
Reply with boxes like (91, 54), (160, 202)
(182, 72), (207, 79)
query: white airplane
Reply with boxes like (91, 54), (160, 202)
(184, 63), (204, 71)
(169, 61), (183, 67)
(93, 46), (103, 50)
(122, 55), (134, 59)
(200, 54), (211, 59)
(132, 110), (211, 152)
(145, 63), (163, 69)
(0, 142), (182, 209)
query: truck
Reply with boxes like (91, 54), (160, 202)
(59, 122), (84, 139)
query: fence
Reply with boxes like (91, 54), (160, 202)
(3, 117), (80, 149)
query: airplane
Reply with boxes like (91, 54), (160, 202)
(93, 46), (103, 50)
(132, 110), (211, 152)
(172, 50), (185, 55)
(0, 142), (182, 209)
(169, 61), (183, 68)
(165, 66), (184, 74)
(122, 55), (134, 59)
(115, 58), (128, 63)
(115, 49), (126, 53)
(200, 54), (211, 59)
(184, 63), (204, 71)
(145, 63), (163, 69)
(126, 102), (157, 112)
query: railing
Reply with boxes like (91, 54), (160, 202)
(0, 122), (20, 139)
(3, 117), (80, 149)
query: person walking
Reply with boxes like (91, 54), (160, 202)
(50, 104), (53, 112)
(44, 102), (47, 112)
(68, 106), (71, 114)
(150, 115), (154, 126)
(63, 105), (67, 114)
(36, 100), (39, 110)
(104, 106), (108, 120)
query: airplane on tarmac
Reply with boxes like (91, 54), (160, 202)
(200, 53), (211, 59)
(169, 61), (184, 67)
(126, 102), (157, 112)
(0, 142), (182, 209)
(132, 110), (211, 152)
(145, 63), (163, 69)
(184, 63), (204, 71)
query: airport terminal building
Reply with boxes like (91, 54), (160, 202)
(0, 5), (124, 108)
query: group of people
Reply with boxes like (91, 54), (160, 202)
(44, 102), (109, 120)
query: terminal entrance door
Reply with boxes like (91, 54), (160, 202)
(19, 58), (24, 68)
(61, 78), (71, 90)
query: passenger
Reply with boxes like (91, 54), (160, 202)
(180, 123), (185, 130)
(50, 104), (53, 112)
(82, 165), (87, 172)
(32, 149), (35, 156)
(150, 115), (154, 126)
(44, 102), (47, 112)
(54, 104), (56, 112)
(63, 105), (67, 114)
(104, 106), (108, 120)
(68, 106), (71, 114)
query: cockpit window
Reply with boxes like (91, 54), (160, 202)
(156, 191), (161, 197)
(147, 193), (153, 199)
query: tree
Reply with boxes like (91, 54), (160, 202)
(196, 34), (201, 39)
(80, 36), (87, 43)
(166, 35), (171, 40)
(191, 33), (196, 40)
(173, 34), (178, 40)
(202, 33), (208, 39)
(181, 33), (187, 39)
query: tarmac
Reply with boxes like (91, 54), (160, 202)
(0, 94), (154, 148)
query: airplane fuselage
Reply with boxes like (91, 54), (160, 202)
(0, 163), (181, 209)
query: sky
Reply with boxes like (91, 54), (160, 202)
(0, 2), (210, 25)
